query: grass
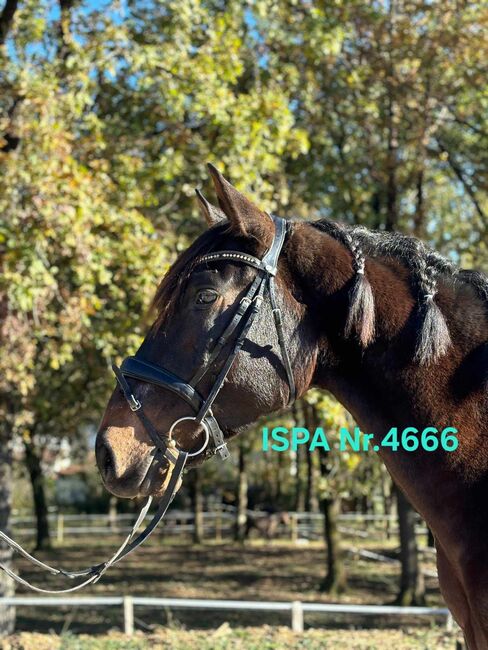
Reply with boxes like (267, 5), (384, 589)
(1, 627), (462, 649)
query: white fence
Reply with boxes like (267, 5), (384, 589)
(0, 596), (453, 635)
(11, 510), (428, 544)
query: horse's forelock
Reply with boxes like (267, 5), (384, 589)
(151, 223), (231, 327)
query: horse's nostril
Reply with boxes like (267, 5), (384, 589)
(103, 449), (113, 476)
(96, 439), (114, 480)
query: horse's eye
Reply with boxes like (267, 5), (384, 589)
(196, 289), (218, 305)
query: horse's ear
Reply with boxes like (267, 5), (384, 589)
(207, 163), (274, 246)
(195, 189), (226, 227)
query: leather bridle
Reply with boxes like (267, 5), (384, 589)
(113, 214), (295, 465)
(0, 215), (295, 592)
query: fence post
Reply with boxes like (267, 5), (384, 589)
(109, 496), (118, 532)
(215, 507), (222, 542)
(56, 514), (64, 545)
(446, 611), (454, 632)
(291, 600), (303, 632)
(123, 595), (134, 636)
(290, 513), (298, 544)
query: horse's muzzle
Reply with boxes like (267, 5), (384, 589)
(95, 427), (165, 498)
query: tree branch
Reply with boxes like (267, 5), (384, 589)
(0, 95), (23, 152)
(436, 138), (486, 222)
(58, 0), (75, 61)
(0, 0), (18, 46)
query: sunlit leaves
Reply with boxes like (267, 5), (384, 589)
(1, 0), (486, 453)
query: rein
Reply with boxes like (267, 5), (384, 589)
(0, 451), (186, 593)
(0, 215), (295, 592)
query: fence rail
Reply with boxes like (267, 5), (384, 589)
(0, 596), (453, 635)
(10, 510), (429, 544)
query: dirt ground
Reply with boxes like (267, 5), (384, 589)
(4, 533), (461, 647)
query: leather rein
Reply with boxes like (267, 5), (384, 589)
(0, 215), (295, 592)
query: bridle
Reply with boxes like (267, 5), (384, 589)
(0, 215), (295, 592)
(113, 214), (295, 466)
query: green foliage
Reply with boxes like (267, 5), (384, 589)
(304, 390), (382, 501)
(0, 54), (169, 432)
(0, 0), (486, 504)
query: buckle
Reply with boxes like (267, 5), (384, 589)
(236, 296), (251, 315)
(129, 395), (142, 411)
(215, 443), (231, 460)
(272, 308), (282, 325)
(253, 295), (264, 310)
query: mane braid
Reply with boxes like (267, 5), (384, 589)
(312, 220), (375, 346)
(347, 226), (452, 363)
(151, 217), (488, 368)
(312, 220), (488, 365)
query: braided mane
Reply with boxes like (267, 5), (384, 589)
(312, 220), (488, 364)
(152, 215), (486, 366)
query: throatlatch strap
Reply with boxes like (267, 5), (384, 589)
(269, 275), (296, 405)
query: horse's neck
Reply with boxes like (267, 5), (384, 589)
(289, 222), (488, 529)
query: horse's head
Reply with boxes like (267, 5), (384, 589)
(95, 165), (314, 499)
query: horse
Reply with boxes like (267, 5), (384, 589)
(245, 511), (291, 540)
(96, 163), (488, 649)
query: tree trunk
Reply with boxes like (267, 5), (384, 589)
(275, 451), (283, 504)
(304, 399), (344, 589)
(294, 445), (305, 512)
(235, 442), (248, 542)
(57, 0), (75, 62)
(292, 400), (306, 512)
(395, 486), (425, 605)
(23, 436), (50, 550)
(385, 5), (399, 233)
(382, 472), (394, 540)
(0, 410), (15, 634)
(318, 448), (346, 594)
(190, 468), (203, 544)
(385, 90), (399, 232)
(305, 449), (318, 512)
(413, 168), (426, 238)
(320, 493), (346, 594)
(0, 0), (18, 45)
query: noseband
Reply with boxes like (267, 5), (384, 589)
(112, 214), (295, 476)
(0, 216), (295, 592)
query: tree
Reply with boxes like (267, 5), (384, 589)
(0, 0), (485, 626)
(190, 469), (204, 544)
(0, 407), (15, 634)
(318, 450), (347, 595)
(395, 486), (425, 606)
(235, 440), (248, 542)
(303, 394), (349, 594)
(0, 10), (168, 620)
(22, 432), (50, 550)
